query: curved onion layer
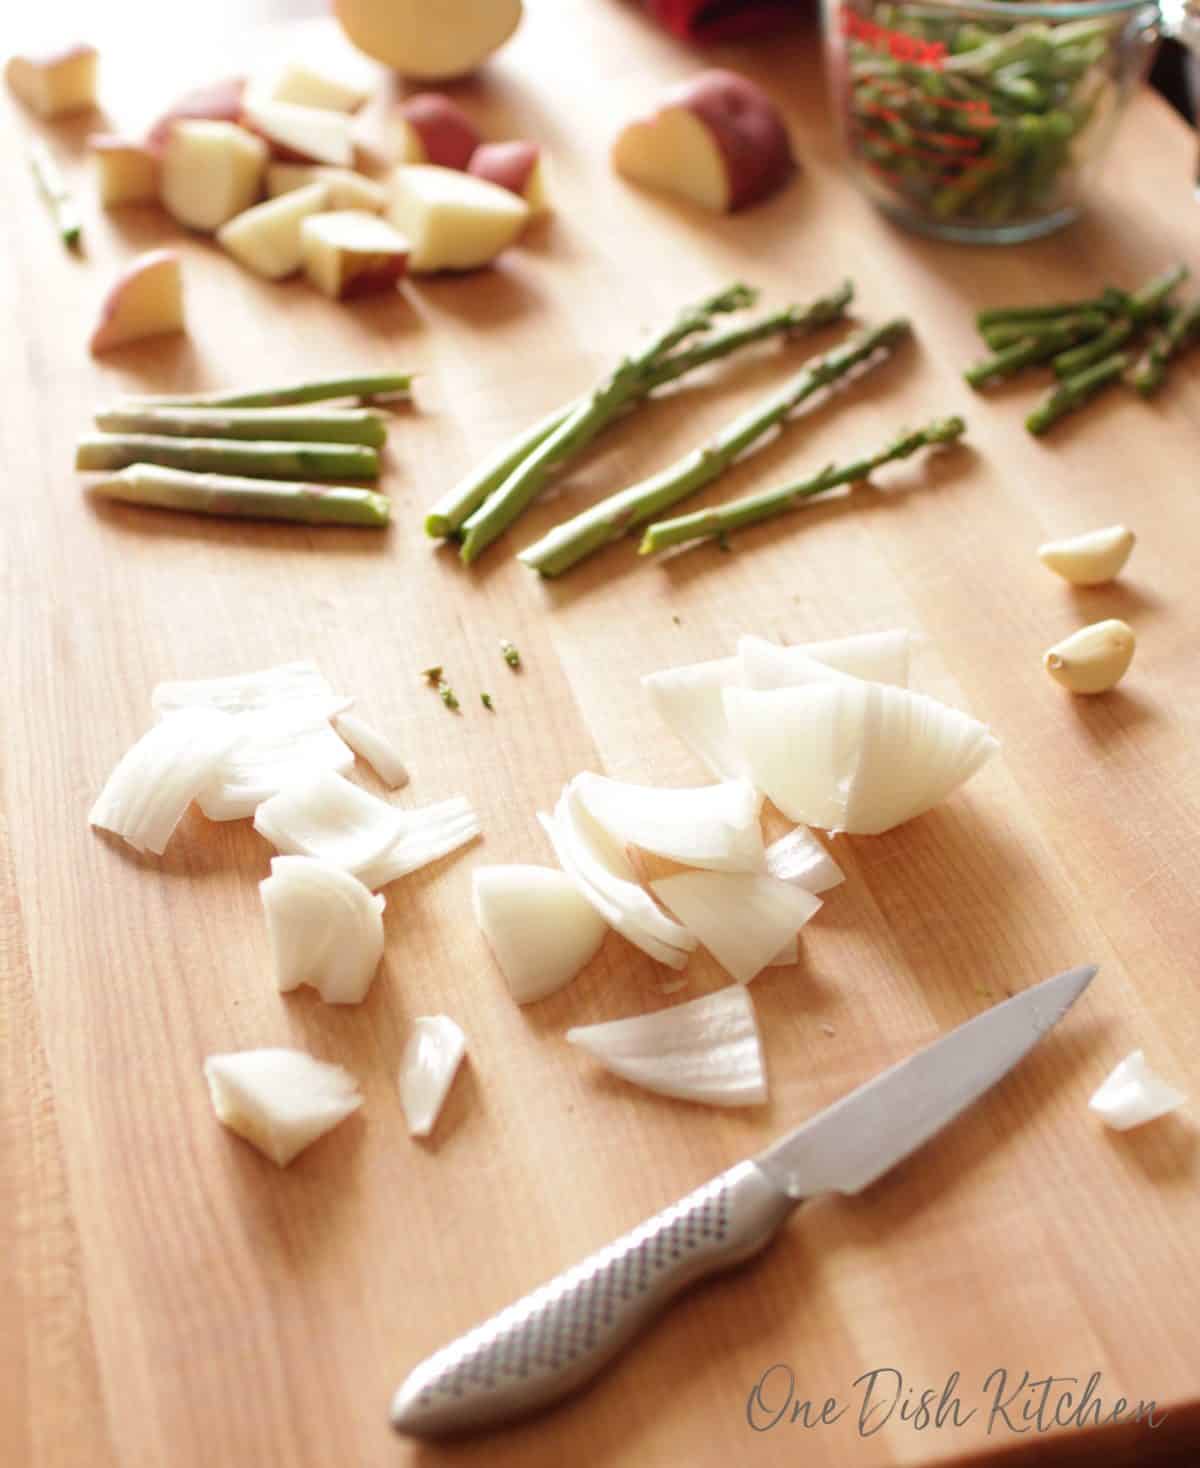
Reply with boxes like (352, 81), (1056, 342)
(1089, 1050), (1186, 1131)
(765, 826), (845, 894)
(538, 787), (695, 969)
(739, 629), (912, 691)
(198, 702), (355, 820)
(153, 660), (338, 715)
(333, 712), (409, 788)
(399, 1016), (467, 1137)
(204, 1048), (362, 1167)
(473, 865), (608, 1003)
(575, 772), (764, 872)
(89, 707), (239, 854)
(651, 872), (821, 985)
(640, 655), (746, 781)
(260, 855), (385, 1004)
(567, 986), (766, 1107)
(355, 806), (480, 889)
(723, 681), (999, 835)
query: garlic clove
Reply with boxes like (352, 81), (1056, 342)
(1037, 525), (1135, 586)
(1044, 619), (1135, 695)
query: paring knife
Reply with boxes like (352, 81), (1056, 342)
(391, 963), (1096, 1438)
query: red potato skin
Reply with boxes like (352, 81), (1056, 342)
(89, 248), (180, 355)
(340, 256), (409, 299)
(146, 78), (247, 153)
(400, 93), (480, 170)
(467, 140), (537, 197)
(667, 69), (794, 211)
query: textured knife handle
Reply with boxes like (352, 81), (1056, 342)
(390, 1160), (797, 1438)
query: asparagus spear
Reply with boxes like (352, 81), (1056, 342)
(457, 284), (759, 563)
(87, 465), (389, 527)
(639, 418), (966, 555)
(30, 139), (81, 250)
(94, 405), (388, 447)
(1126, 263), (1189, 324)
(517, 319), (912, 578)
(117, 372), (412, 409)
(982, 309), (1109, 350)
(976, 289), (1126, 330)
(1051, 317), (1133, 378)
(1026, 352), (1128, 435)
(425, 283), (855, 539)
(75, 434), (379, 480)
(1130, 299), (1200, 396)
(965, 315), (1107, 388)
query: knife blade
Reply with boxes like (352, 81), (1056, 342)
(391, 963), (1096, 1439)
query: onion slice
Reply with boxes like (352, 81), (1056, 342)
(1088, 1050), (1186, 1131)
(765, 827), (845, 894)
(567, 987), (766, 1107)
(574, 772), (764, 872)
(740, 630), (912, 690)
(651, 872), (821, 984)
(89, 707), (239, 854)
(260, 855), (385, 1004)
(473, 865), (608, 1003)
(640, 655), (745, 781)
(153, 660), (338, 715)
(198, 702), (355, 820)
(769, 935), (799, 967)
(399, 1016), (466, 1137)
(334, 712), (409, 788)
(204, 1048), (362, 1166)
(724, 681), (999, 835)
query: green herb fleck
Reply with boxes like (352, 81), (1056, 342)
(500, 638), (521, 669)
(481, 692), (494, 710)
(421, 665), (443, 684)
(437, 679), (460, 711)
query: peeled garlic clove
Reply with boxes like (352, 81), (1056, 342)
(1037, 525), (1134, 586)
(1044, 619), (1135, 695)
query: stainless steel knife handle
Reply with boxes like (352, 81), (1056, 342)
(390, 1159), (798, 1438)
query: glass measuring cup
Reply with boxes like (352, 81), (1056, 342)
(822, 0), (1170, 242)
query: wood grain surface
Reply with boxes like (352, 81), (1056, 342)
(4, 4), (1200, 1466)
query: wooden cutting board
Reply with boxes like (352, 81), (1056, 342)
(5, 4), (1200, 1465)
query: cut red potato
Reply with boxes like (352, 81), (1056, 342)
(242, 98), (355, 167)
(89, 249), (185, 355)
(161, 120), (267, 232)
(218, 182), (329, 280)
(468, 140), (547, 212)
(92, 136), (158, 207)
(613, 68), (794, 213)
(393, 93), (480, 170)
(5, 44), (98, 118)
(387, 163), (528, 272)
(253, 57), (371, 113)
(301, 210), (410, 298)
(146, 77), (247, 153)
(334, 0), (522, 80)
(267, 163), (386, 212)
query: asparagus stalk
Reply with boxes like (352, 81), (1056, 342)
(457, 284), (759, 563)
(965, 315), (1106, 388)
(87, 465), (390, 526)
(30, 139), (81, 250)
(1126, 263), (1189, 324)
(425, 282), (855, 539)
(75, 434), (379, 480)
(1025, 352), (1128, 435)
(639, 418), (966, 555)
(94, 405), (388, 447)
(1051, 318), (1133, 378)
(1130, 299), (1200, 396)
(982, 309), (1108, 350)
(517, 319), (912, 578)
(976, 289), (1126, 330)
(117, 372), (412, 409)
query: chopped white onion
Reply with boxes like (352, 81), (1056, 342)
(333, 712), (409, 789)
(473, 865), (608, 1003)
(153, 660), (338, 715)
(1088, 1050), (1186, 1131)
(574, 772), (764, 872)
(90, 707), (239, 854)
(260, 855), (385, 1004)
(651, 871), (821, 984)
(399, 1016), (466, 1137)
(567, 986), (766, 1107)
(641, 655), (746, 780)
(198, 702), (355, 820)
(769, 935), (799, 967)
(355, 809), (481, 889)
(765, 827), (845, 894)
(538, 785), (695, 969)
(740, 629), (912, 690)
(204, 1048), (362, 1166)
(723, 681), (999, 835)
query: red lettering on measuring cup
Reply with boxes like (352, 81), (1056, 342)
(842, 10), (947, 69)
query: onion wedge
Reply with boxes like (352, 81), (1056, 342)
(473, 865), (608, 1003)
(1088, 1050), (1186, 1131)
(739, 629), (912, 690)
(640, 655), (746, 781)
(260, 855), (385, 1004)
(198, 701), (356, 820)
(89, 707), (239, 854)
(651, 872), (821, 984)
(204, 1048), (362, 1166)
(765, 827), (845, 894)
(574, 772), (764, 872)
(723, 681), (998, 835)
(153, 660), (338, 714)
(567, 987), (766, 1107)
(333, 712), (409, 788)
(399, 1016), (466, 1137)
